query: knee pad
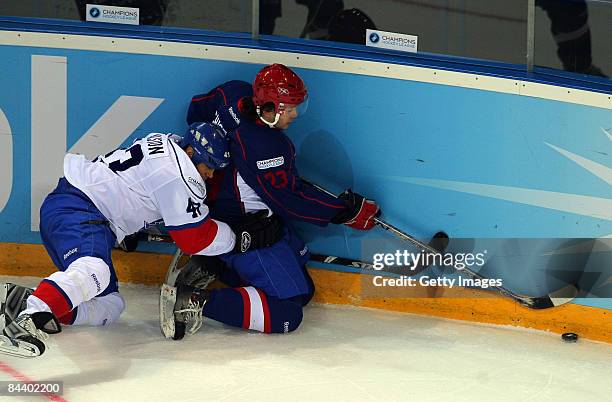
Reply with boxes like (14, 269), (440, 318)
(73, 292), (125, 326)
(47, 256), (111, 306)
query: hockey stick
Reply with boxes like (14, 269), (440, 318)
(133, 232), (439, 276)
(135, 230), (578, 308)
(303, 180), (579, 309)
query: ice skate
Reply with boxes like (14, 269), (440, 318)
(160, 284), (209, 341)
(0, 312), (60, 358)
(0, 283), (33, 331)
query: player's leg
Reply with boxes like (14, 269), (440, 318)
(160, 251), (246, 339)
(26, 179), (120, 320)
(220, 227), (312, 299)
(206, 227), (313, 332)
(1, 179), (121, 357)
(162, 282), (306, 339)
(164, 228), (313, 338)
(58, 292), (125, 327)
(159, 252), (223, 339)
(1, 285), (124, 330)
(284, 227), (315, 306)
(203, 287), (305, 334)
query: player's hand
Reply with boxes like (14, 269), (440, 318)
(230, 210), (284, 253)
(331, 189), (381, 230)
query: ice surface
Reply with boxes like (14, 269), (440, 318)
(1, 276), (610, 402)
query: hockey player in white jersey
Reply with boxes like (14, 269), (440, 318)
(0, 122), (283, 358)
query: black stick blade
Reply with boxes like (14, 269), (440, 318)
(517, 284), (579, 309)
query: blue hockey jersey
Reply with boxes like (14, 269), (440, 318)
(187, 80), (347, 226)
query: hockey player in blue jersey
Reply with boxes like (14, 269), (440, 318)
(0, 122), (283, 358)
(162, 64), (381, 338)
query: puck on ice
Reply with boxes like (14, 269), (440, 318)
(562, 332), (578, 342)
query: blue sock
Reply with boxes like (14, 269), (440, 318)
(203, 287), (304, 333)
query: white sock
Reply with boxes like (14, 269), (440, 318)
(72, 292), (126, 326)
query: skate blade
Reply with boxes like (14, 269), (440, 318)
(0, 283), (7, 332)
(0, 335), (44, 358)
(173, 321), (186, 341)
(159, 284), (177, 339)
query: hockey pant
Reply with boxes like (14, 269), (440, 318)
(26, 178), (124, 327)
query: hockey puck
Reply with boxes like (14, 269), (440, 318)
(562, 332), (578, 342)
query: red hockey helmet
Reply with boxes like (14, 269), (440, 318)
(252, 64), (308, 112)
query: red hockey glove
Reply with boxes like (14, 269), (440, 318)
(331, 190), (381, 231)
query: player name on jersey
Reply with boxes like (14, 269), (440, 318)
(145, 133), (167, 158)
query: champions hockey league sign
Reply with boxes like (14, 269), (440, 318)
(366, 29), (418, 53)
(86, 4), (140, 25)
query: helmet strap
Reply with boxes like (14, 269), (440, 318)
(256, 103), (283, 128)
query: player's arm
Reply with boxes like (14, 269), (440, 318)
(255, 165), (344, 225)
(187, 87), (222, 125)
(254, 166), (380, 230)
(154, 179), (282, 255)
(187, 81), (248, 126)
(168, 213), (284, 255)
(231, 134), (341, 225)
(239, 137), (380, 229)
(165, 206), (236, 256)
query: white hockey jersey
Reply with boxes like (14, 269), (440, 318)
(64, 133), (235, 255)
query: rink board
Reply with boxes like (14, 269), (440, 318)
(0, 243), (610, 343)
(0, 29), (610, 337)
